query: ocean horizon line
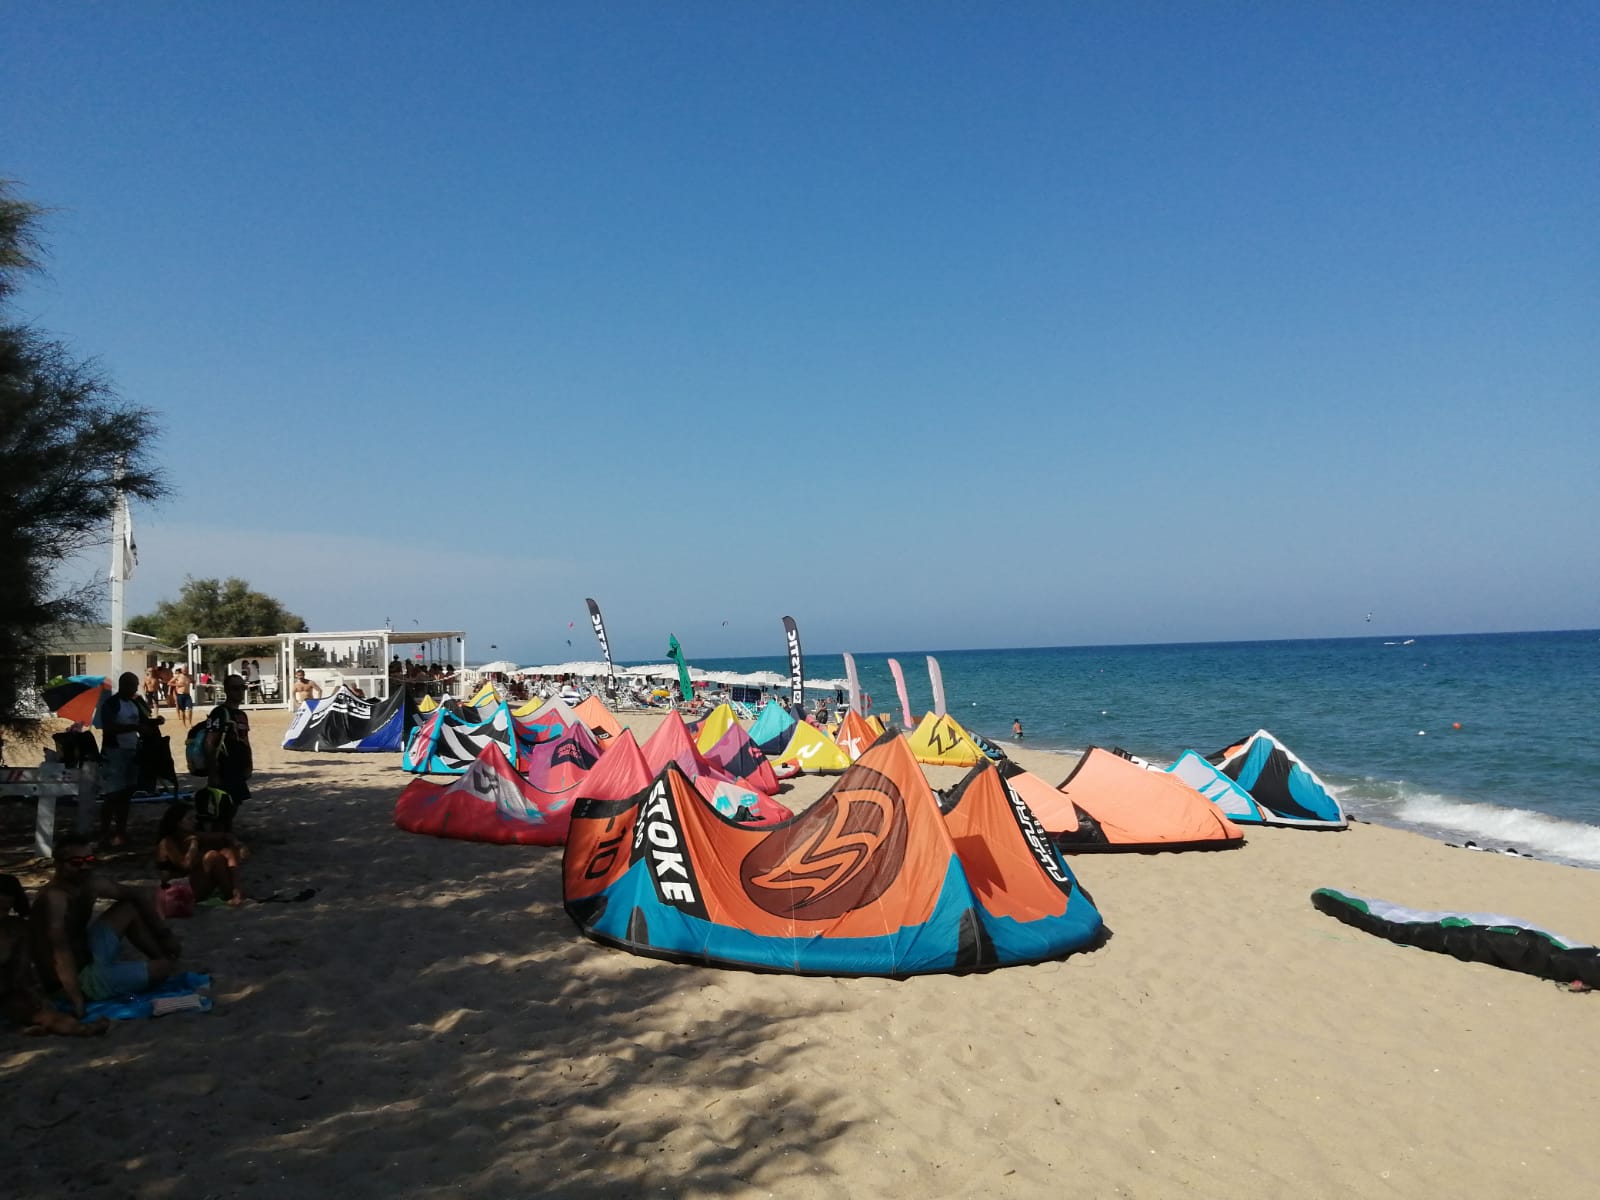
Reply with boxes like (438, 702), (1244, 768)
(584, 625), (1600, 666)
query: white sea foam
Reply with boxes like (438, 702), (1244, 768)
(1359, 787), (1600, 868)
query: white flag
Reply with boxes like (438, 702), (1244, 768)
(111, 492), (137, 582)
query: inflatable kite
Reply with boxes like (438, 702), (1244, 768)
(395, 742), (572, 844)
(1311, 888), (1600, 987)
(906, 712), (987, 768)
(1208, 730), (1347, 829)
(999, 751), (1244, 852)
(283, 685), (414, 752)
(1165, 750), (1267, 825)
(563, 733), (1105, 976)
(403, 702), (519, 774)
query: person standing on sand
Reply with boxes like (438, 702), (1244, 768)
(95, 672), (154, 848)
(201, 675), (253, 833)
(170, 666), (194, 729)
(29, 832), (182, 1018)
(291, 669), (322, 710)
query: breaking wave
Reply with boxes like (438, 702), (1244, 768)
(1340, 779), (1600, 868)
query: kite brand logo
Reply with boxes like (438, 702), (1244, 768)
(1003, 779), (1074, 895)
(633, 778), (708, 917)
(586, 598), (614, 669)
(740, 767), (909, 920)
(783, 617), (804, 706)
(928, 719), (959, 756)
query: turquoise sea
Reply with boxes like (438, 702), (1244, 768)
(677, 630), (1600, 868)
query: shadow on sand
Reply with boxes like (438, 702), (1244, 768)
(3, 758), (850, 1198)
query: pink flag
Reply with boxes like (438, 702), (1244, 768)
(887, 658), (914, 729)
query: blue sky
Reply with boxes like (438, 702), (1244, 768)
(6, 4), (1596, 664)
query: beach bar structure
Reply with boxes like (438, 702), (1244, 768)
(184, 628), (468, 709)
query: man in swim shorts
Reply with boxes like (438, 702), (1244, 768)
(170, 665), (194, 728)
(29, 833), (181, 1018)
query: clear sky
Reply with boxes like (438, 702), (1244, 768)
(5, 3), (1596, 664)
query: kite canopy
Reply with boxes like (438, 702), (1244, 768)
(395, 742), (572, 844)
(573, 729), (653, 802)
(562, 732), (1105, 976)
(512, 696), (583, 745)
(702, 723), (781, 796)
(906, 712), (988, 768)
(639, 711), (740, 786)
(522, 725), (601, 798)
(832, 711), (878, 762)
(1207, 730), (1347, 830)
(1002, 750), (1245, 852)
(693, 703), (740, 755)
(747, 700), (797, 756)
(1311, 887), (1600, 987)
(403, 703), (518, 774)
(1166, 750), (1267, 825)
(574, 696), (623, 741)
(283, 685), (412, 752)
(773, 721), (852, 774)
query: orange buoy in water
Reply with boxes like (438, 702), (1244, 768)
(1452, 722), (1462, 730)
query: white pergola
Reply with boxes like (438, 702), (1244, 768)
(184, 628), (468, 709)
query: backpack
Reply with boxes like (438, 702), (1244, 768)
(185, 723), (210, 776)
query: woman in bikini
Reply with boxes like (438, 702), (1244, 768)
(155, 802), (248, 907)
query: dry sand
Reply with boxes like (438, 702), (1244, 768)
(3, 706), (1597, 1199)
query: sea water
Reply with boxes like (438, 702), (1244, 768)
(679, 630), (1600, 868)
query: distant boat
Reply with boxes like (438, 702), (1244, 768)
(1383, 641), (1398, 646)
(1402, 639), (1415, 645)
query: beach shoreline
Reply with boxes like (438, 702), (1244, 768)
(3, 705), (1597, 1199)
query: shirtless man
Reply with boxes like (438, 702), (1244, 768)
(142, 664), (162, 714)
(290, 670), (322, 710)
(1, 874), (109, 1036)
(170, 665), (194, 728)
(30, 833), (181, 1018)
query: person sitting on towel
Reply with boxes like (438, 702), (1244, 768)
(0, 874), (109, 1036)
(29, 833), (181, 1018)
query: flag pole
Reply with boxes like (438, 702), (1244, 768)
(109, 486), (127, 683)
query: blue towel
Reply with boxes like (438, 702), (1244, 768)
(55, 972), (213, 1021)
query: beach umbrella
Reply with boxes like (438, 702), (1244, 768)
(42, 675), (110, 725)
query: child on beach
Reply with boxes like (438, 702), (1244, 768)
(156, 802), (247, 907)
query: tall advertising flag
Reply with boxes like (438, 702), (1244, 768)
(927, 656), (947, 717)
(781, 616), (805, 715)
(886, 658), (915, 729)
(665, 635), (692, 702)
(585, 598), (615, 684)
(842, 652), (862, 715)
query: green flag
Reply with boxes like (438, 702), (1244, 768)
(666, 634), (692, 702)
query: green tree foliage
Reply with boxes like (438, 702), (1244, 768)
(1, 180), (167, 730)
(129, 577), (309, 669)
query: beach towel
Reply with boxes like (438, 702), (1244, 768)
(56, 972), (214, 1022)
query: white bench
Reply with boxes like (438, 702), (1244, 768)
(0, 763), (100, 857)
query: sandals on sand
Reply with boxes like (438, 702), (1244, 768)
(250, 888), (318, 904)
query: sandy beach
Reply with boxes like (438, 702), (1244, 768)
(4, 706), (1597, 1199)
